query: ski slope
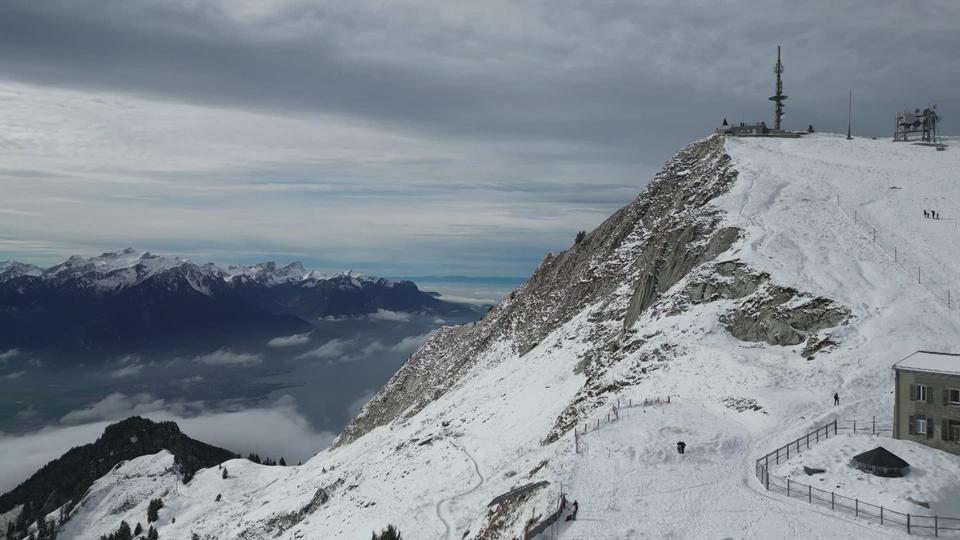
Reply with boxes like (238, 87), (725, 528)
(55, 134), (960, 539)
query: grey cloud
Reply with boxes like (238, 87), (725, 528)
(193, 349), (262, 366)
(366, 309), (412, 322)
(267, 333), (313, 348)
(60, 392), (167, 425)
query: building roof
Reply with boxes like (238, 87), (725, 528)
(852, 447), (910, 469)
(893, 350), (960, 376)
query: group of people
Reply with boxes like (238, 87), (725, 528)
(924, 209), (942, 219)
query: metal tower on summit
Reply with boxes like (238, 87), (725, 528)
(769, 46), (787, 131)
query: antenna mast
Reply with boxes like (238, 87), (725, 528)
(847, 90), (853, 140)
(769, 46), (787, 130)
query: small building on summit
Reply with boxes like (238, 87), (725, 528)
(893, 350), (960, 455)
(715, 47), (803, 139)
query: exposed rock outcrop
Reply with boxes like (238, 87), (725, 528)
(339, 135), (741, 446)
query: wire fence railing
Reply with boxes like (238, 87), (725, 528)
(836, 196), (959, 310)
(573, 395), (672, 453)
(756, 419), (960, 536)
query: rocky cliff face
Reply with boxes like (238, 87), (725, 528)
(339, 134), (849, 448)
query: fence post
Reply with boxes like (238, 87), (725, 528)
(808, 485), (812, 504)
(806, 433), (810, 449)
(881, 506), (884, 525)
(908, 514), (911, 534)
(831, 492), (835, 510)
(765, 467), (769, 490)
(786, 444), (790, 460)
(895, 246), (898, 262)
(854, 420), (856, 433)
(873, 416), (876, 435)
(936, 515), (939, 537)
(834, 419), (838, 435)
(855, 499), (859, 517)
(787, 478), (791, 496)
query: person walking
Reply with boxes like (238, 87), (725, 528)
(834, 392), (840, 406)
(925, 209), (929, 219)
(676, 441), (686, 455)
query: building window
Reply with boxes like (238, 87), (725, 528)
(949, 388), (960, 406)
(916, 418), (927, 435)
(952, 424), (960, 442)
(916, 385), (929, 402)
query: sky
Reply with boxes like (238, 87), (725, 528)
(1, 0), (958, 276)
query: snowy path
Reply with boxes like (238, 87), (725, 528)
(436, 439), (485, 540)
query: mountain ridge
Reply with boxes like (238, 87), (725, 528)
(0, 249), (474, 356)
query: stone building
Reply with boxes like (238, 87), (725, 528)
(893, 350), (960, 454)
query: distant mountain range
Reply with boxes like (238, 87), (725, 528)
(0, 249), (474, 356)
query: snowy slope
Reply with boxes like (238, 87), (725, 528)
(53, 134), (960, 539)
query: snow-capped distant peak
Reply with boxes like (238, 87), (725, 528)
(2, 250), (398, 295)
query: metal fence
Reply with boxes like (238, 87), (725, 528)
(837, 196), (958, 310)
(573, 396), (672, 453)
(756, 420), (960, 536)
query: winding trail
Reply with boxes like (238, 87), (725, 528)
(436, 440), (485, 540)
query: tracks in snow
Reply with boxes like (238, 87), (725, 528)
(436, 439), (484, 540)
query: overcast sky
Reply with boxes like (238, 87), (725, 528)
(1, 0), (957, 276)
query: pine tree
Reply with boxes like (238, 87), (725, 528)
(134, 523), (142, 536)
(371, 525), (402, 540)
(147, 499), (164, 523)
(222, 466), (228, 479)
(279, 458), (286, 466)
(146, 527), (158, 540)
(115, 521), (132, 540)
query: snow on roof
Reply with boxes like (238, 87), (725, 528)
(893, 350), (960, 375)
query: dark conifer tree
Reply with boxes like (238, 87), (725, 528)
(371, 525), (402, 540)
